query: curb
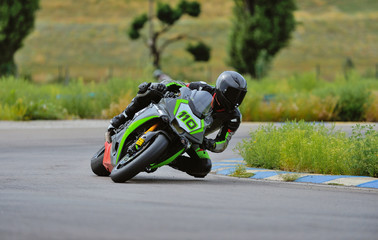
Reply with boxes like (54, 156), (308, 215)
(211, 158), (378, 189)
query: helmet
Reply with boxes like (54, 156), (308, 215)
(215, 71), (247, 109)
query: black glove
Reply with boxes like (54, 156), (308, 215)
(149, 83), (167, 94)
(105, 125), (116, 143)
(202, 138), (216, 150)
(165, 91), (177, 98)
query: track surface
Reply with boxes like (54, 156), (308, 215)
(0, 121), (377, 240)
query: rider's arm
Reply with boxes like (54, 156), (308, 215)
(203, 111), (241, 153)
(187, 81), (214, 94)
(108, 82), (167, 130)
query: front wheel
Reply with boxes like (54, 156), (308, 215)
(90, 146), (110, 176)
(110, 134), (169, 183)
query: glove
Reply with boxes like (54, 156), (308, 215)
(203, 138), (216, 150)
(165, 91), (177, 98)
(105, 126), (116, 143)
(149, 83), (167, 94)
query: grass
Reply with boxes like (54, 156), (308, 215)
(230, 164), (255, 178)
(13, 0), (378, 82)
(1, 72), (377, 121)
(236, 121), (378, 178)
(279, 173), (301, 182)
(0, 77), (139, 120)
(240, 73), (378, 122)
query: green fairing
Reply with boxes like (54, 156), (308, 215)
(166, 82), (185, 88)
(116, 116), (159, 163)
(173, 99), (188, 115)
(150, 148), (185, 169)
(195, 148), (210, 159)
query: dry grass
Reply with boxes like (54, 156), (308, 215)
(14, 0), (378, 81)
(365, 91), (378, 122)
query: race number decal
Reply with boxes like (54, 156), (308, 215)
(177, 111), (198, 130)
(174, 101), (203, 134)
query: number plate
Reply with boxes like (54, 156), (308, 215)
(175, 102), (202, 134)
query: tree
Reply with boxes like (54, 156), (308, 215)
(0, 0), (39, 77)
(228, 0), (296, 78)
(128, 0), (210, 69)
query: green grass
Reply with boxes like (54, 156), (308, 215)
(230, 164), (255, 178)
(13, 0), (378, 82)
(279, 173), (301, 182)
(236, 121), (378, 178)
(1, 72), (377, 121)
(240, 73), (378, 122)
(0, 76), (141, 120)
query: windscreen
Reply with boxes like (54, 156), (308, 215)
(189, 90), (213, 118)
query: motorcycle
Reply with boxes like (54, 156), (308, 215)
(90, 86), (213, 183)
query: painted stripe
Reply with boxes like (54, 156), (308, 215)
(357, 180), (378, 188)
(295, 175), (343, 183)
(211, 159), (378, 189)
(324, 177), (371, 186)
(251, 171), (278, 179)
(216, 168), (236, 175)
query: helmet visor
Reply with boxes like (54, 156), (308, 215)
(223, 87), (247, 107)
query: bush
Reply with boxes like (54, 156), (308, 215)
(240, 73), (377, 121)
(335, 84), (370, 121)
(237, 121), (378, 177)
(0, 76), (142, 120)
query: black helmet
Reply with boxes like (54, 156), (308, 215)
(215, 71), (247, 109)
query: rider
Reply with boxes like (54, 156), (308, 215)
(106, 71), (247, 178)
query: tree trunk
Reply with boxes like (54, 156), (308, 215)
(244, 0), (255, 14)
(149, 33), (160, 69)
(0, 57), (17, 77)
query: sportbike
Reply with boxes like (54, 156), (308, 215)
(90, 87), (213, 182)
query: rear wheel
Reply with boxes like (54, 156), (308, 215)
(90, 146), (110, 176)
(110, 134), (169, 183)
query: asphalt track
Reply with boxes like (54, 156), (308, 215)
(0, 121), (377, 240)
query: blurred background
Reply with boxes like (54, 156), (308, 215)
(1, 0), (377, 121)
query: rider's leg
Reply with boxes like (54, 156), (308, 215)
(169, 145), (212, 178)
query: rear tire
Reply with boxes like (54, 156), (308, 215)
(90, 146), (110, 176)
(110, 134), (169, 183)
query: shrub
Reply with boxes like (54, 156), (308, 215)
(335, 84), (370, 121)
(0, 76), (142, 120)
(237, 121), (378, 177)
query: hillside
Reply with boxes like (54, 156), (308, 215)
(14, 0), (378, 82)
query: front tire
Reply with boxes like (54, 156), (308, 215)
(110, 134), (169, 183)
(90, 146), (110, 176)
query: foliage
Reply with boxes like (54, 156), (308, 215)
(186, 41), (211, 61)
(0, 76), (141, 120)
(128, 0), (210, 69)
(236, 121), (378, 177)
(230, 164), (255, 178)
(349, 124), (378, 177)
(240, 73), (377, 122)
(279, 173), (301, 182)
(335, 84), (371, 121)
(1, 73), (377, 122)
(0, 0), (39, 76)
(228, 0), (296, 78)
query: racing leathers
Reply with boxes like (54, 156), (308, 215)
(107, 80), (241, 178)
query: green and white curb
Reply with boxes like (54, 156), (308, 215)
(211, 158), (378, 189)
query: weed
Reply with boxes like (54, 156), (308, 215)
(230, 164), (255, 178)
(327, 183), (345, 186)
(237, 121), (378, 177)
(279, 173), (301, 182)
